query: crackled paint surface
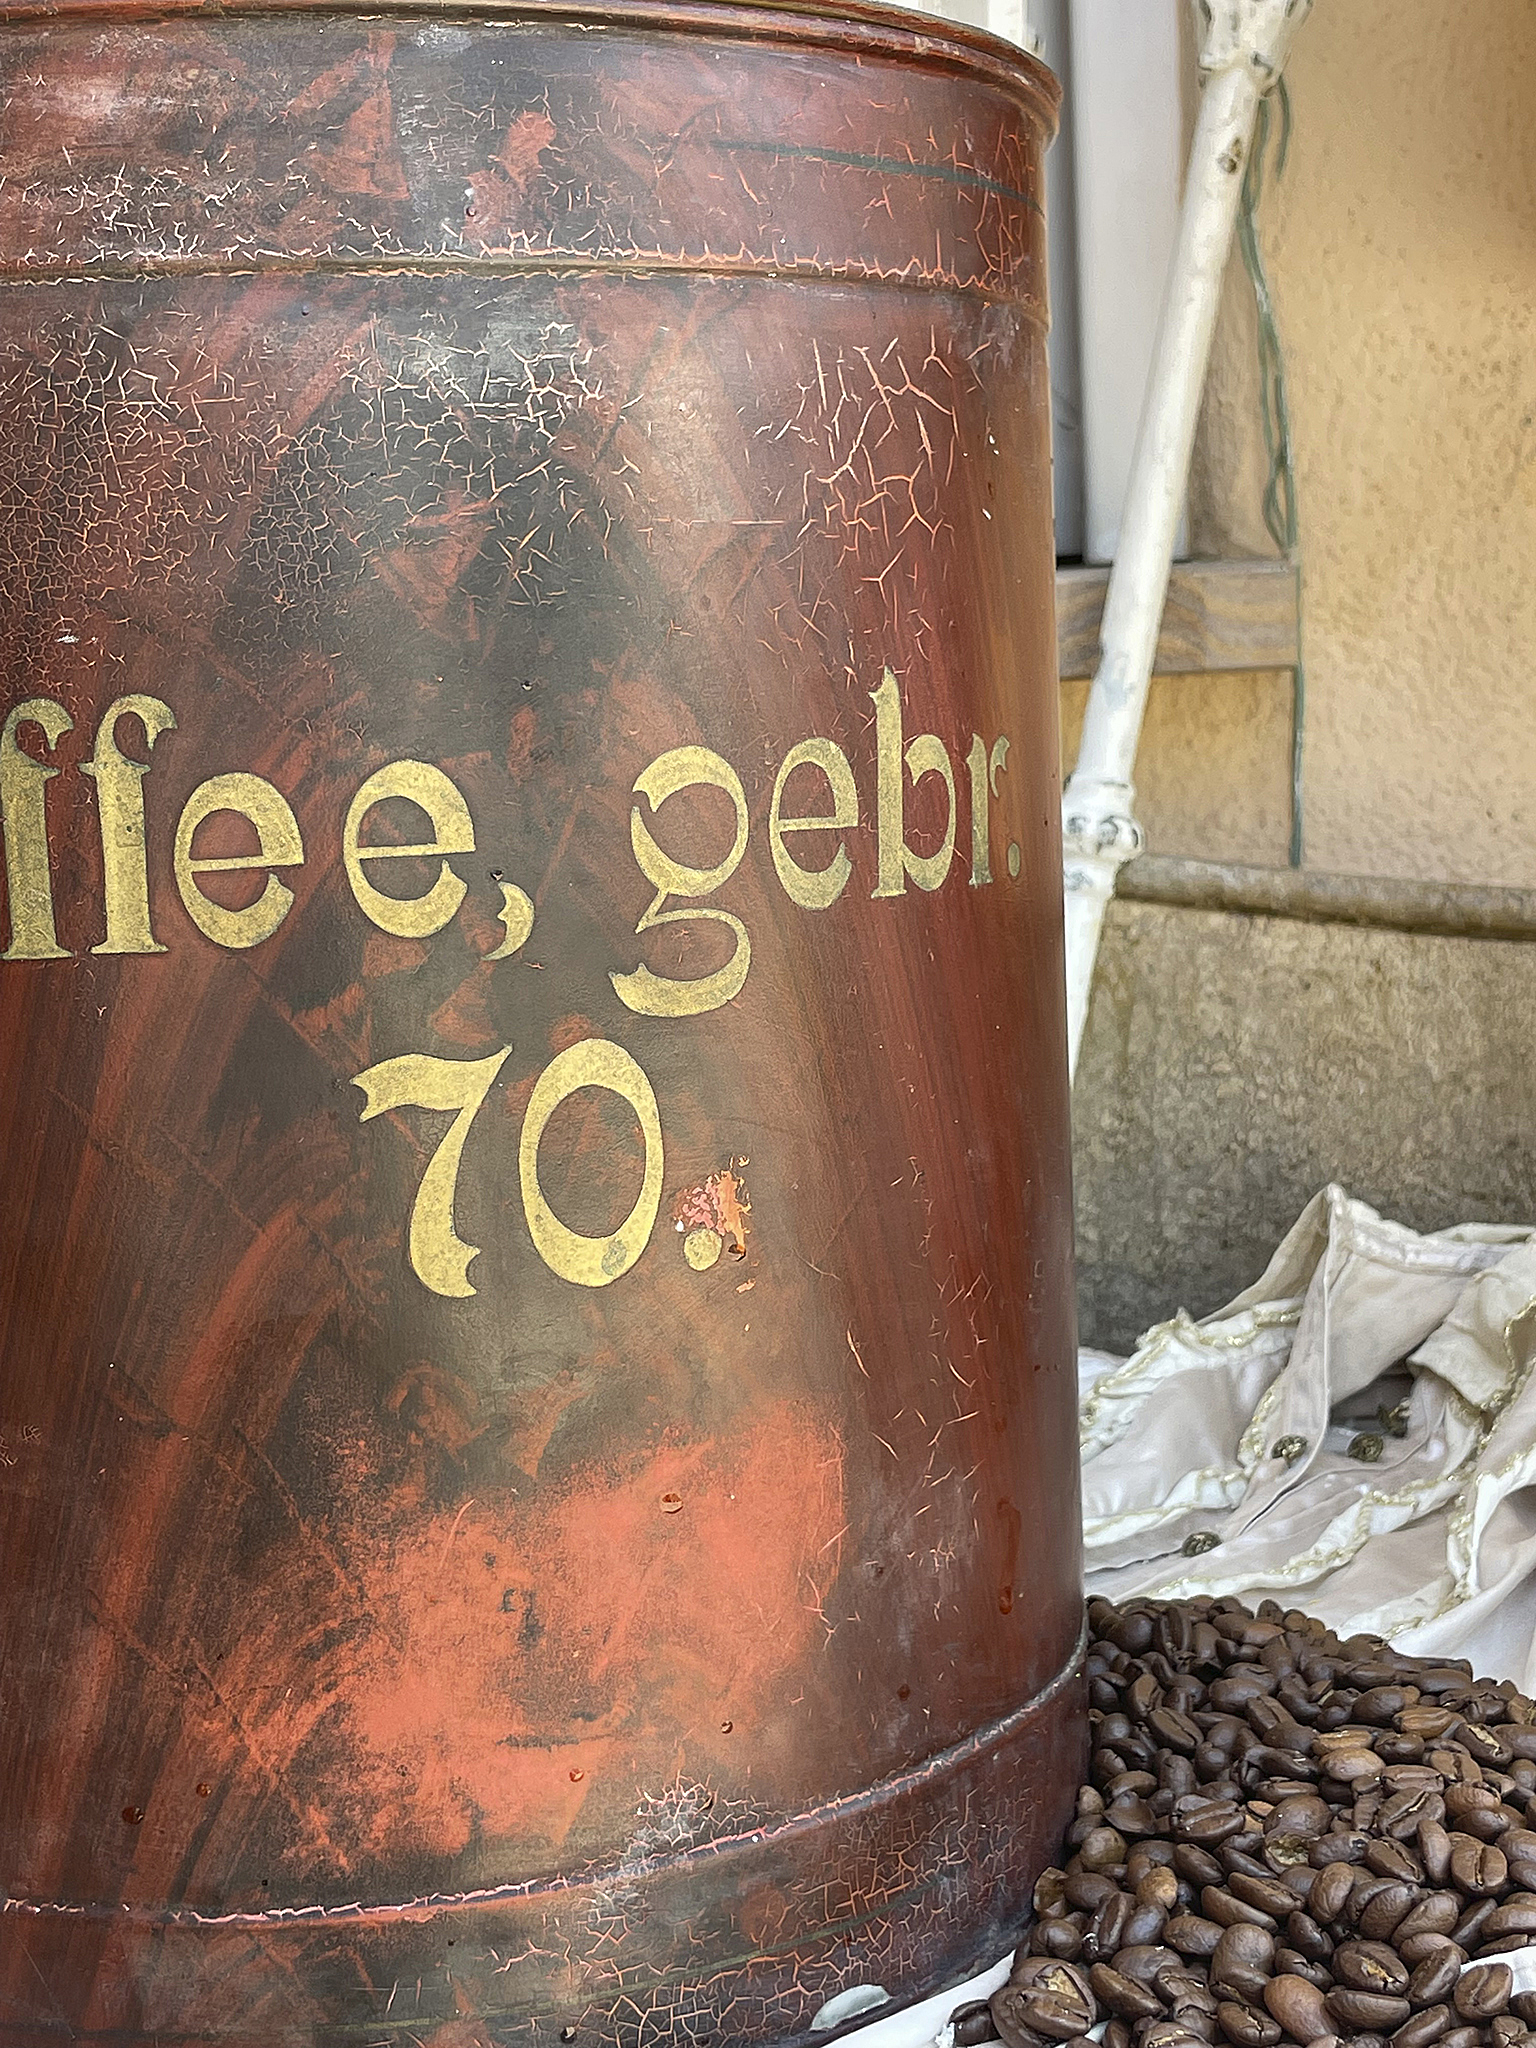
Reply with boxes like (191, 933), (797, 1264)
(0, 4), (1081, 2041)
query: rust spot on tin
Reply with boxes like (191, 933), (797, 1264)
(671, 1160), (751, 1264)
(121, 1805), (144, 1825)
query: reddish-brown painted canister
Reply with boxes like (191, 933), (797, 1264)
(0, 3), (1081, 2041)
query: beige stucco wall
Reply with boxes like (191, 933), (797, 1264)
(1097, 0), (1536, 887)
(1068, 2), (1536, 1348)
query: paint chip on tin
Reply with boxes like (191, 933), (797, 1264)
(812, 1985), (891, 2030)
(660, 1491), (684, 1514)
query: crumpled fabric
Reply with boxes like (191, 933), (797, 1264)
(1080, 1186), (1536, 1689)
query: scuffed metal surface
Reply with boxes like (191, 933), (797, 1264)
(0, 5), (1077, 2040)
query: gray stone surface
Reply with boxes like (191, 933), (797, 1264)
(1072, 899), (1536, 1355)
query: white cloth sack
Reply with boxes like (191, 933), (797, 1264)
(1080, 1185), (1536, 1689)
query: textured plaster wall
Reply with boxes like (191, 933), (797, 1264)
(1111, 0), (1536, 884)
(1068, 2), (1536, 1348)
(1075, 901), (1536, 1356)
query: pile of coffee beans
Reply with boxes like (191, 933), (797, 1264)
(949, 1597), (1536, 2048)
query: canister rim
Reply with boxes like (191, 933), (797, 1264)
(0, 0), (1061, 131)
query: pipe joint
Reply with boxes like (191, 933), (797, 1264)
(1191, 0), (1313, 86)
(1062, 782), (1145, 893)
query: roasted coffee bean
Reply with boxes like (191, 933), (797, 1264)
(1166, 1916), (1225, 1959)
(1419, 1820), (1454, 1884)
(1143, 2024), (1212, 2048)
(1222, 1846), (1276, 1886)
(1262, 1972), (1331, 2043)
(1357, 1688), (1413, 1726)
(1490, 2020), (1527, 2048)
(1032, 1919), (1086, 1959)
(1123, 1902), (1173, 1947)
(1089, 1966), (1163, 2022)
(1087, 1893), (1138, 1960)
(1454, 1963), (1513, 2021)
(1249, 1700), (1311, 1750)
(1483, 1891), (1536, 1939)
(1406, 1946), (1467, 2006)
(1012, 1958), (1079, 1990)
(1381, 1792), (1446, 1841)
(1066, 1867), (1116, 1906)
(1314, 1834), (1374, 1870)
(1449, 1837), (1508, 1895)
(1180, 1804), (1249, 1847)
(1396, 1893), (1462, 1941)
(1004, 1982), (1100, 2039)
(1310, 1863), (1359, 1924)
(1450, 1897), (1498, 1948)
(1271, 1950), (1331, 1990)
(1209, 1925), (1274, 2004)
(1324, 1988), (1413, 2032)
(1390, 2004), (1453, 2048)
(1153, 1709), (1204, 1756)
(1358, 1882), (1421, 1941)
(991, 1985), (1052, 2048)
(952, 1999), (1002, 2045)
(1229, 1873), (1302, 1919)
(1109, 1797), (1162, 1841)
(1216, 2000), (1281, 2048)
(1462, 1724), (1515, 1770)
(1082, 1826), (1132, 1872)
(1177, 1846), (1228, 1889)
(1437, 2028), (1484, 2048)
(1165, 1757), (1202, 1800)
(1202, 1886), (1277, 1932)
(1102, 2021), (1133, 2048)
(1129, 1673), (1164, 1721)
(1333, 1940), (1410, 1996)
(1113, 1946), (1181, 1988)
(1365, 1839), (1425, 1883)
(1169, 1997), (1223, 2036)
(1398, 1934), (1458, 1967)
(1138, 1868), (1182, 1914)
(1285, 1911), (1334, 1962)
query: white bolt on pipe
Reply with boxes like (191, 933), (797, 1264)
(1061, 0), (1314, 1078)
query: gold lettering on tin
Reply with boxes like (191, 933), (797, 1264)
(518, 1038), (664, 1288)
(967, 734), (1011, 887)
(870, 669), (956, 896)
(0, 697), (73, 961)
(966, 736), (993, 886)
(768, 737), (858, 911)
(610, 745), (751, 1018)
(352, 1045), (512, 1298)
(174, 772), (304, 949)
(481, 881), (535, 960)
(344, 759), (475, 939)
(81, 695), (176, 954)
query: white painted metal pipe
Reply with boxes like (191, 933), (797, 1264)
(1062, 0), (1314, 1077)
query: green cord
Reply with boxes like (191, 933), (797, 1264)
(1236, 79), (1305, 868)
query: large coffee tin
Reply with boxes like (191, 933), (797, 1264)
(0, 4), (1082, 2039)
